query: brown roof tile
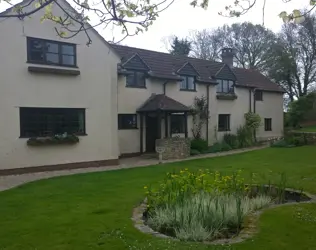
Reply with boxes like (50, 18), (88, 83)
(137, 94), (190, 112)
(111, 44), (284, 92)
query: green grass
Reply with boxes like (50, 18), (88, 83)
(298, 125), (316, 132)
(1, 146), (316, 250)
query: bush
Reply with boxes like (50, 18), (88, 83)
(223, 133), (239, 149)
(190, 138), (208, 152)
(27, 133), (79, 146)
(190, 149), (200, 156)
(270, 139), (295, 148)
(236, 125), (253, 148)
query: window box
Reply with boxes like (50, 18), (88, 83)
(216, 93), (238, 100)
(27, 133), (79, 146)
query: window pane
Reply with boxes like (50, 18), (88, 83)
(30, 51), (44, 62)
(187, 77), (195, 90)
(46, 42), (59, 53)
(29, 39), (43, 50)
(118, 114), (137, 129)
(20, 108), (85, 137)
(228, 81), (234, 92)
(136, 72), (145, 87)
(62, 55), (75, 66)
(62, 44), (75, 55)
(180, 76), (187, 89)
(218, 114), (230, 131)
(46, 53), (59, 64)
(222, 80), (229, 93)
(171, 115), (185, 133)
(126, 73), (135, 86)
(216, 80), (222, 92)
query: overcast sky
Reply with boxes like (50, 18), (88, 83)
(1, 0), (308, 52)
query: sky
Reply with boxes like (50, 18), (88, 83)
(0, 0), (309, 52)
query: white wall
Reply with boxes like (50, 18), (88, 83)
(0, 2), (120, 169)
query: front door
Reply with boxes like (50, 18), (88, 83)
(146, 115), (159, 152)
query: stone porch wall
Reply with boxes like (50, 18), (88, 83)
(155, 138), (191, 160)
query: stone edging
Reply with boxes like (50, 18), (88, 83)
(131, 189), (316, 245)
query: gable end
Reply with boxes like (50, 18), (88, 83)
(122, 54), (150, 71)
(216, 64), (236, 81)
(177, 62), (199, 76)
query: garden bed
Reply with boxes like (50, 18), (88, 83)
(132, 169), (315, 244)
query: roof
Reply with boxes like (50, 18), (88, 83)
(111, 44), (284, 93)
(137, 94), (190, 112)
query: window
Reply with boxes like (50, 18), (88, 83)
(27, 37), (76, 67)
(255, 90), (263, 101)
(180, 76), (195, 91)
(216, 79), (234, 93)
(118, 114), (137, 129)
(20, 108), (85, 137)
(126, 71), (146, 88)
(171, 114), (185, 134)
(218, 114), (230, 131)
(264, 118), (272, 131)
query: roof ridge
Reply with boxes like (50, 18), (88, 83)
(111, 44), (224, 66)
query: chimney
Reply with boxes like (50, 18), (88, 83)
(221, 48), (234, 68)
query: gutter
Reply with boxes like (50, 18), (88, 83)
(252, 88), (258, 142)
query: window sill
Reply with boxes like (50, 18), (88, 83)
(218, 129), (231, 132)
(28, 66), (80, 76)
(180, 89), (197, 92)
(264, 130), (272, 132)
(216, 93), (237, 100)
(118, 128), (139, 130)
(125, 85), (147, 89)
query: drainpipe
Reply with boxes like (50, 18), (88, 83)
(206, 84), (210, 145)
(249, 89), (252, 112)
(252, 88), (258, 142)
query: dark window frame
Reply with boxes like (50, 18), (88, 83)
(125, 71), (146, 88)
(118, 114), (138, 130)
(264, 118), (272, 131)
(170, 114), (186, 134)
(255, 90), (263, 101)
(20, 107), (86, 138)
(27, 37), (77, 68)
(218, 114), (231, 132)
(180, 75), (196, 91)
(216, 79), (235, 94)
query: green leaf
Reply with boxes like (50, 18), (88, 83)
(310, 0), (316, 5)
(34, 2), (41, 8)
(293, 9), (301, 18)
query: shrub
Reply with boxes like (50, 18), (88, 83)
(270, 139), (295, 148)
(236, 125), (253, 147)
(27, 133), (79, 146)
(207, 142), (232, 153)
(223, 133), (239, 149)
(190, 138), (208, 152)
(190, 149), (200, 156)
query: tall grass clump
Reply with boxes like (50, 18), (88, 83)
(144, 169), (280, 242)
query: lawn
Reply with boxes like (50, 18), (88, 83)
(298, 125), (316, 132)
(1, 146), (316, 250)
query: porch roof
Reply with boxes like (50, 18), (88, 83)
(137, 94), (190, 113)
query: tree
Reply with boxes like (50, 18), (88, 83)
(190, 22), (277, 72)
(267, 13), (316, 100)
(0, 0), (314, 45)
(169, 36), (191, 56)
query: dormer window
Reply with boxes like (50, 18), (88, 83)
(216, 79), (234, 93)
(180, 76), (196, 91)
(126, 71), (146, 88)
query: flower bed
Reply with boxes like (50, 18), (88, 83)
(141, 169), (310, 242)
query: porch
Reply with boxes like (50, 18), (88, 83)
(137, 94), (190, 153)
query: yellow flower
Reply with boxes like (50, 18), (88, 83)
(144, 186), (147, 189)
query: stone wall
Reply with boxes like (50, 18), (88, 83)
(289, 132), (316, 145)
(155, 138), (191, 160)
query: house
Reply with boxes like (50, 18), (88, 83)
(0, 0), (284, 174)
